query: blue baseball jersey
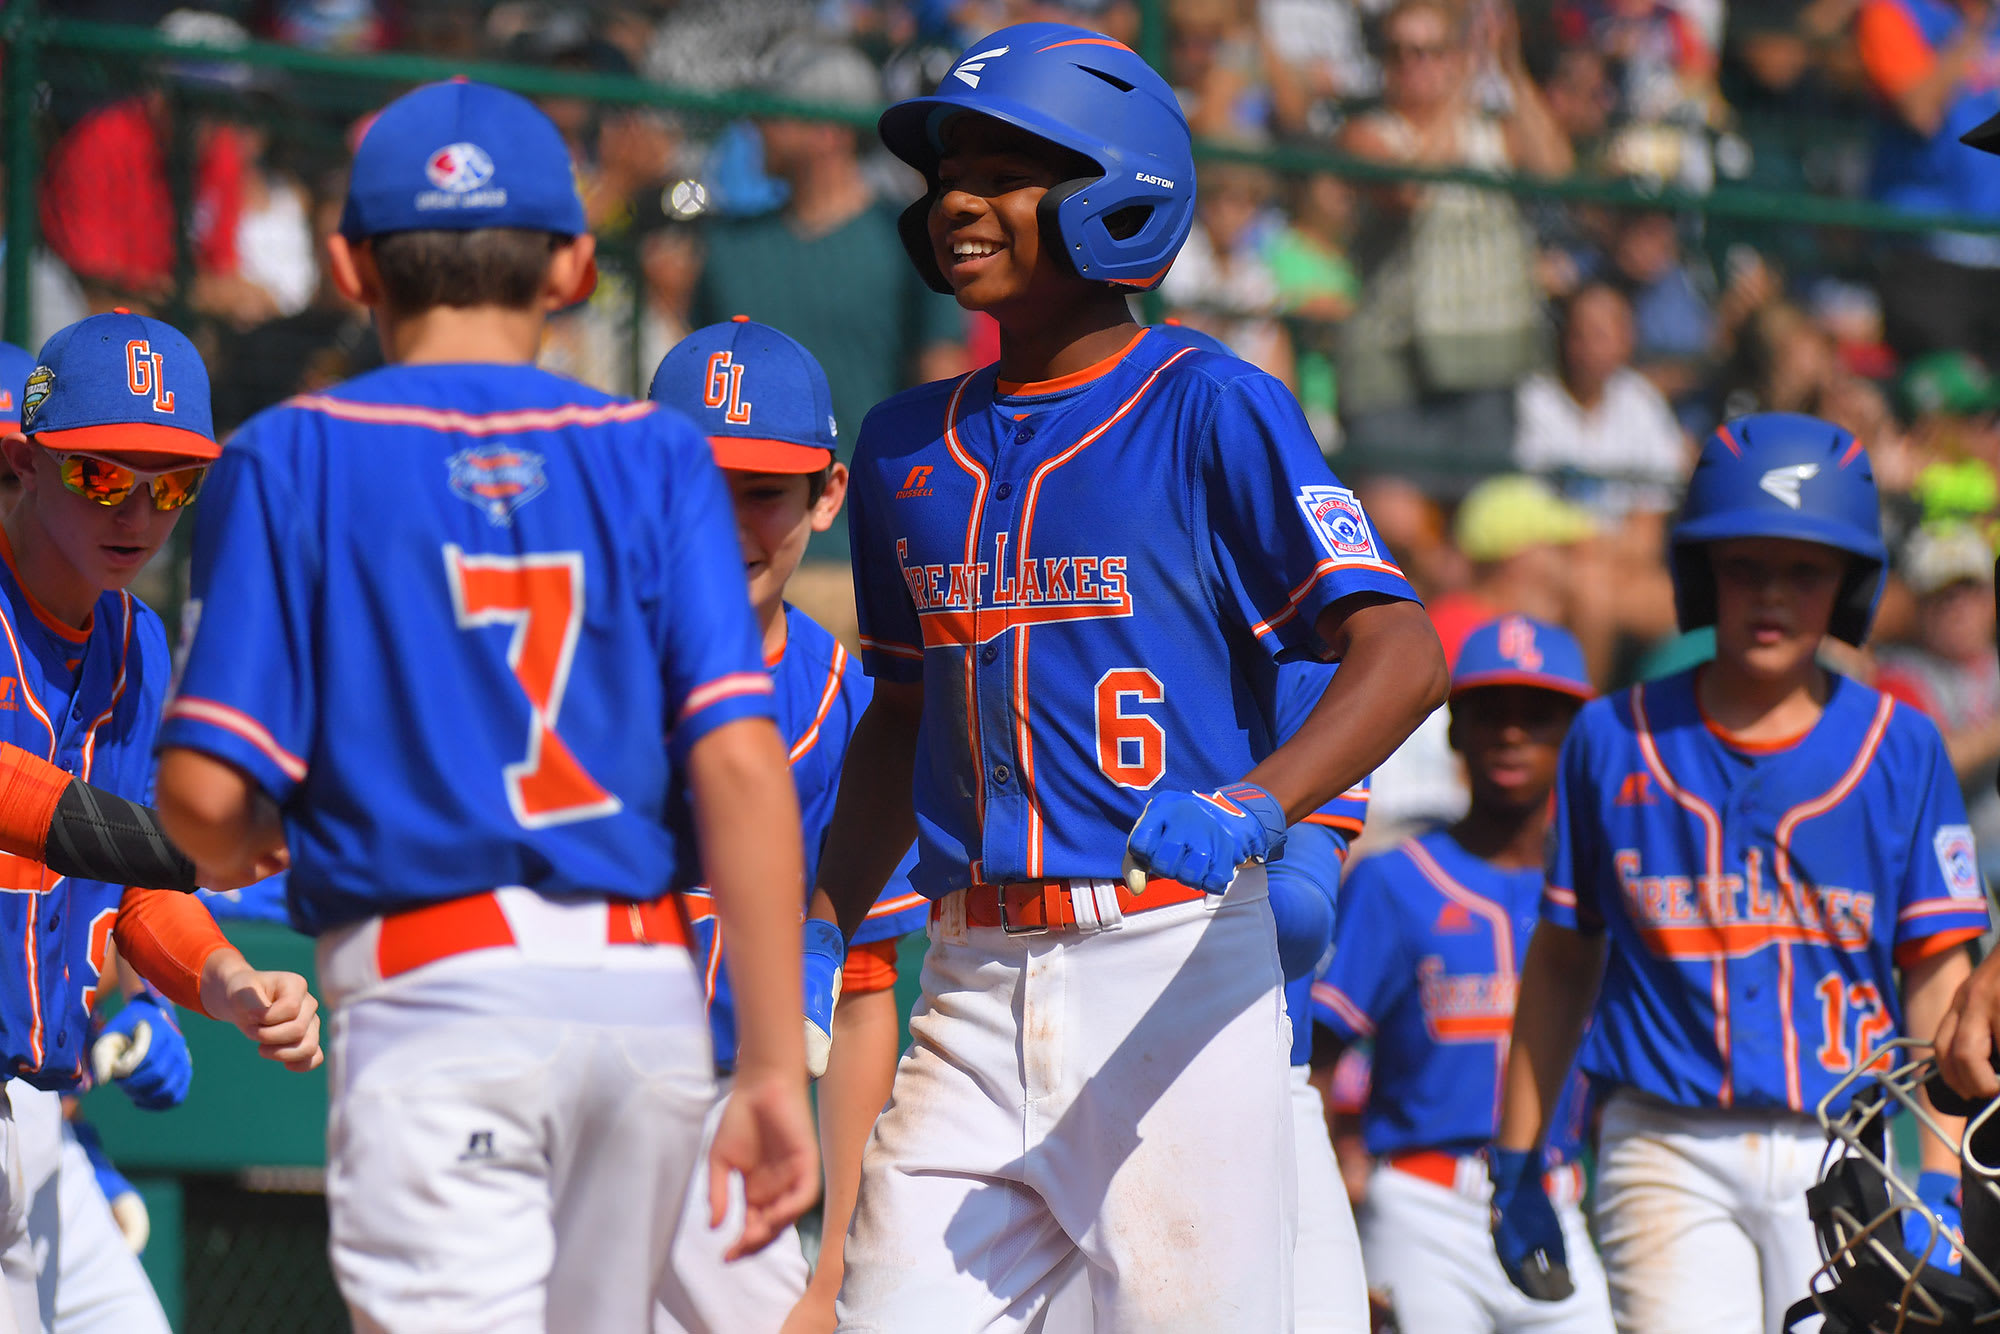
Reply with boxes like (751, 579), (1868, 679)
(159, 365), (776, 935)
(683, 604), (929, 1066)
(1546, 668), (1991, 1112)
(199, 873), (293, 926)
(848, 329), (1415, 894)
(0, 531), (169, 1089)
(1315, 830), (1590, 1164)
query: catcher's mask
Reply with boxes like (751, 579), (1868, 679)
(1786, 1040), (2000, 1333)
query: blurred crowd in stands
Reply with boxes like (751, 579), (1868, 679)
(19, 0), (2000, 866)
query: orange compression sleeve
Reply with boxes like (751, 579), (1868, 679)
(114, 886), (231, 1016)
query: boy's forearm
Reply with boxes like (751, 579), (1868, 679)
(155, 749), (288, 886)
(809, 986), (902, 1295)
(1247, 598), (1447, 822)
(816, 685), (924, 939)
(690, 718), (809, 1079)
(1907, 943), (1975, 1171)
(1497, 924), (1604, 1152)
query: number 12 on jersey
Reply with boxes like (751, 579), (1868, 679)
(445, 546), (623, 829)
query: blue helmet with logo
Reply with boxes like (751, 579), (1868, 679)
(1670, 412), (1887, 645)
(878, 22), (1195, 293)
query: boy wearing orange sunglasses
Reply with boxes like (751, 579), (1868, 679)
(0, 311), (322, 1334)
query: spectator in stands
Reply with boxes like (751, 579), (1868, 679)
(1162, 163), (1294, 383)
(39, 88), (245, 312)
(1856, 0), (2000, 364)
(1605, 211), (1715, 419)
(691, 40), (967, 542)
(1553, 0), (1719, 126)
(1335, 0), (1572, 498)
(1537, 45), (1619, 167)
(1261, 0), (1382, 135)
(1269, 172), (1362, 443)
(1718, 299), (1841, 418)
(209, 171), (379, 436)
(1515, 281), (1691, 521)
(1168, 0), (1278, 142)
(1877, 524), (2000, 878)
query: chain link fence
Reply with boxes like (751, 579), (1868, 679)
(10, 5), (2000, 1325)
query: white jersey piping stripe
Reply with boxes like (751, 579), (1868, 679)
(1402, 838), (1516, 1124)
(1312, 981), (1375, 1037)
(1009, 350), (1194, 876)
(80, 594), (134, 781)
(1903, 898), (1993, 920)
(287, 395), (655, 435)
(1766, 692), (1891, 1112)
(678, 672), (775, 722)
(0, 599), (59, 1073)
(1250, 555), (1408, 640)
(940, 374), (992, 836)
(789, 641), (849, 766)
(163, 697), (308, 782)
(865, 890), (928, 919)
(857, 634), (924, 662)
(1631, 682), (1734, 1107)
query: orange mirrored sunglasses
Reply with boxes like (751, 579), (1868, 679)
(54, 452), (208, 511)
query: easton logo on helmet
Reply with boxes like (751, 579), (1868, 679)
(1134, 172), (1176, 189)
(1758, 462), (1820, 509)
(951, 46), (1009, 88)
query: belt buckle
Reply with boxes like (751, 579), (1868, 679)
(999, 882), (1055, 935)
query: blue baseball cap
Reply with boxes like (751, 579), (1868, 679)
(19, 312), (217, 459)
(648, 317), (837, 474)
(340, 80), (586, 240)
(0, 341), (34, 433)
(1451, 615), (1593, 702)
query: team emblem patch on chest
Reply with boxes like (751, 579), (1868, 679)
(1296, 485), (1380, 561)
(448, 444), (547, 526)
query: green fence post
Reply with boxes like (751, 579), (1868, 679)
(134, 1175), (185, 1331)
(3, 0), (40, 348)
(1136, 0), (1168, 75)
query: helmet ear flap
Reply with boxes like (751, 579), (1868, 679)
(1036, 178), (1092, 279)
(1671, 547), (1716, 636)
(899, 193), (952, 296)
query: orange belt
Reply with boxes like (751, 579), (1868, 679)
(374, 890), (689, 981)
(1388, 1149), (1582, 1200)
(934, 877), (1209, 934)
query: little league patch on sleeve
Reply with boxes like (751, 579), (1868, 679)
(1935, 824), (1983, 901)
(1295, 485), (1381, 564)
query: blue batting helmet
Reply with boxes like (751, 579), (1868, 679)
(878, 22), (1196, 294)
(1670, 412), (1887, 645)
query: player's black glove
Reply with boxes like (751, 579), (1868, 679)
(1489, 1146), (1574, 1302)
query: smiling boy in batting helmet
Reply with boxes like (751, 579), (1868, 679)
(810, 22), (1446, 1330)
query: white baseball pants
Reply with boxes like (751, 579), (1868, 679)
(653, 1080), (810, 1334)
(322, 953), (715, 1334)
(1036, 1061), (1369, 1334)
(836, 871), (1297, 1334)
(1591, 1091), (1823, 1334)
(1358, 1155), (1611, 1334)
(0, 1085), (169, 1334)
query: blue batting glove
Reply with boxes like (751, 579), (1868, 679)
(92, 991), (190, 1112)
(1124, 782), (1288, 894)
(71, 1121), (148, 1254)
(1266, 865), (1334, 983)
(802, 919), (845, 1080)
(1489, 1147), (1574, 1302)
(1904, 1170), (1963, 1272)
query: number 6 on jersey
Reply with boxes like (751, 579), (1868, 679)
(445, 546), (622, 828)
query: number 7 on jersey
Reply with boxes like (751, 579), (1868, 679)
(444, 546), (623, 829)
